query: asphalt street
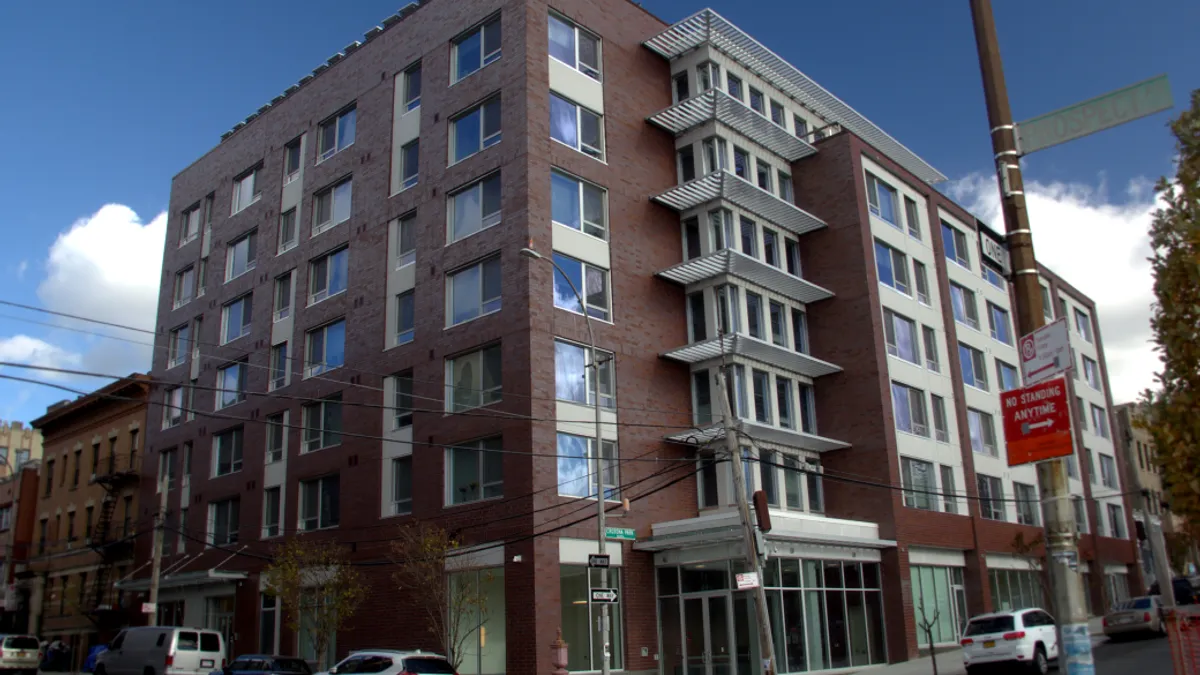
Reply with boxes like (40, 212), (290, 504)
(1093, 633), (1174, 675)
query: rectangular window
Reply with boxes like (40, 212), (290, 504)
(302, 394), (342, 452)
(557, 433), (619, 499)
(777, 170), (793, 203)
(284, 138), (302, 184)
(447, 344), (502, 412)
(977, 474), (1005, 521)
(400, 139), (420, 189)
(392, 371), (413, 429)
(266, 413), (285, 463)
(1107, 504), (1126, 538)
(225, 231), (257, 281)
(769, 100), (786, 126)
(967, 408), (998, 457)
(687, 291), (706, 342)
(806, 458), (824, 512)
(776, 377), (794, 429)
(451, 96), (501, 163)
(262, 487), (281, 538)
(711, 208), (733, 251)
(273, 272), (292, 321)
(701, 136), (727, 174)
(678, 146), (696, 182)
(197, 258), (207, 296)
(232, 167), (261, 215)
(940, 465), (957, 514)
(959, 343), (989, 390)
(755, 159), (773, 192)
(1082, 356), (1101, 390)
(173, 266), (195, 308)
(168, 323), (191, 367)
(874, 240), (909, 294)
(552, 253), (610, 320)
(904, 196), (921, 239)
(922, 325), (940, 372)
(395, 213), (417, 268)
(1041, 286), (1053, 322)
(163, 387), (184, 429)
(1073, 496), (1087, 533)
(392, 456), (413, 515)
(752, 370), (771, 424)
(550, 93), (603, 159)
(403, 62), (422, 110)
(216, 360), (248, 409)
(673, 73), (689, 102)
(983, 266), (1006, 289)
(733, 147), (749, 180)
(1086, 449), (1097, 485)
(313, 177), (353, 234)
(447, 437), (503, 504)
(866, 173), (899, 226)
(1014, 482), (1039, 526)
(891, 382), (929, 437)
(1099, 454), (1118, 489)
(1091, 405), (1110, 439)
(448, 256), (502, 325)
(987, 302), (1013, 345)
(317, 106), (356, 161)
(941, 221), (971, 268)
(309, 247), (348, 304)
(551, 170), (606, 240)
(997, 359), (1019, 391)
(697, 61), (719, 92)
(748, 87), (765, 114)
(759, 450), (779, 506)
(1057, 297), (1067, 320)
(269, 342), (288, 391)
(395, 291), (415, 345)
(554, 340), (615, 409)
(449, 172), (502, 242)
(180, 205), (201, 245)
(785, 239), (802, 276)
(684, 218), (702, 260)
(548, 13), (600, 79)
(745, 292), (764, 339)
(768, 301), (786, 347)
(883, 308), (919, 364)
(1076, 397), (1086, 430)
(726, 74), (743, 101)
(949, 283), (979, 329)
(693, 371), (713, 426)
(305, 319), (346, 377)
(716, 285), (740, 335)
(913, 261), (930, 305)
(901, 457), (935, 510)
(793, 114), (808, 139)
(213, 427), (244, 477)
(300, 475), (340, 530)
(1074, 308), (1093, 342)
(210, 498), (240, 545)
(453, 15), (501, 82)
(740, 216), (757, 257)
(931, 395), (949, 442)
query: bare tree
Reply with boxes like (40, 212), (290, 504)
(390, 523), (492, 671)
(1010, 531), (1054, 615)
(263, 537), (365, 669)
(915, 599), (940, 675)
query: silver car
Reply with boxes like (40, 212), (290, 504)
(0, 635), (41, 675)
(1103, 595), (1166, 638)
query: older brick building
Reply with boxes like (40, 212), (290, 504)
(136, 1), (1137, 672)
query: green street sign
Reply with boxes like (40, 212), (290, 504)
(605, 527), (636, 541)
(1015, 74), (1174, 155)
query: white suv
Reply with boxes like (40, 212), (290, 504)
(961, 608), (1059, 674)
(317, 650), (456, 675)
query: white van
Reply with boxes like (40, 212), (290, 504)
(96, 627), (225, 675)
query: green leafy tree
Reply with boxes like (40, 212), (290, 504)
(1141, 89), (1200, 531)
(263, 537), (365, 669)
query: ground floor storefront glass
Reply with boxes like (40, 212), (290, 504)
(909, 566), (967, 646)
(561, 565), (623, 672)
(657, 558), (886, 674)
(989, 568), (1046, 613)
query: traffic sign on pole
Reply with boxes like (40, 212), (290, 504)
(604, 527), (636, 541)
(588, 554), (610, 568)
(1019, 317), (1072, 384)
(590, 588), (619, 604)
(1002, 376), (1074, 467)
(1015, 74), (1173, 156)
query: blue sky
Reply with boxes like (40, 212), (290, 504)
(0, 0), (1195, 423)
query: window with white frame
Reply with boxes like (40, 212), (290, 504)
(866, 173), (899, 226)
(549, 93), (603, 159)
(697, 61), (720, 92)
(446, 437), (503, 504)
(197, 257), (208, 296)
(987, 302), (1013, 345)
(305, 319), (346, 377)
(180, 205), (201, 245)
(269, 342), (288, 391)
(967, 408), (998, 457)
(726, 73), (743, 101)
(313, 177), (352, 234)
(769, 100), (786, 127)
(941, 221), (971, 268)
(874, 240), (909, 294)
(1040, 286), (1053, 322)
(448, 256), (501, 325)
(451, 96), (501, 164)
(703, 136), (727, 174)
(163, 387), (184, 429)
(552, 252), (609, 320)
(1107, 504), (1126, 538)
(232, 167), (261, 215)
(548, 13), (600, 79)
(891, 382), (929, 437)
(949, 283), (979, 329)
(447, 344), (502, 412)
(262, 487), (281, 538)
(302, 394), (342, 453)
(776, 376), (795, 429)
(883, 308), (919, 364)
(391, 457), (413, 515)
(745, 291), (764, 339)
(755, 159), (773, 193)
(940, 465), (958, 513)
(733, 146), (750, 180)
(977, 474), (1005, 521)
(778, 170), (793, 203)
(279, 208), (297, 253)
(1099, 453), (1118, 489)
(400, 139), (420, 189)
(554, 340), (615, 409)
(910, 261), (930, 306)
(168, 323), (191, 367)
(751, 370), (772, 424)
(452, 15), (501, 83)
(309, 247), (348, 304)
(768, 300), (786, 347)
(300, 475), (340, 530)
(221, 294), (253, 344)
(983, 265), (1005, 289)
(557, 433), (618, 499)
(209, 498), (240, 545)
(1091, 405), (1110, 439)
(216, 360), (248, 409)
(791, 308), (808, 354)
(904, 196), (922, 239)
(284, 137), (302, 184)
(931, 395), (949, 442)
(1014, 482), (1039, 526)
(959, 343), (989, 391)
(213, 427), (244, 477)
(551, 170), (606, 239)
(1082, 356), (1101, 390)
(317, 106), (356, 161)
(392, 371), (413, 429)
(396, 212), (416, 267)
(274, 272), (292, 321)
(225, 231), (257, 281)
(449, 172), (502, 242)
(901, 457), (936, 510)
(1074, 308), (1093, 342)
(402, 62), (422, 111)
(748, 87), (765, 114)
(266, 413), (285, 463)
(922, 325), (940, 372)
(792, 114), (808, 139)
(997, 359), (1019, 391)
(395, 291), (415, 345)
(173, 266), (195, 308)
(1073, 496), (1088, 533)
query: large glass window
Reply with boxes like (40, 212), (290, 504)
(551, 170), (606, 239)
(891, 382), (929, 437)
(451, 96), (502, 163)
(453, 16), (501, 83)
(450, 568), (507, 675)
(997, 359), (1019, 391)
(949, 283), (979, 329)
(210, 498), (239, 545)
(941, 221), (970, 268)
(226, 231), (258, 281)
(901, 457), (935, 510)
(313, 177), (353, 234)
(977, 474), (1005, 520)
(557, 433), (618, 499)
(1074, 308), (1093, 342)
(216, 360), (247, 409)
(448, 256), (502, 325)
(989, 569), (1045, 613)
(874, 241), (909, 294)
(561, 566), (624, 671)
(552, 253), (609, 320)
(447, 437), (503, 504)
(317, 106), (356, 161)
(212, 427), (243, 476)
(305, 319), (346, 377)
(309, 247), (348, 304)
(232, 168), (261, 215)
(959, 343), (989, 391)
(449, 173), (502, 242)
(262, 488), (281, 538)
(554, 340), (615, 409)
(866, 173), (899, 226)
(300, 475), (339, 530)
(447, 344), (502, 412)
(883, 309), (918, 364)
(550, 93), (603, 159)
(910, 565), (967, 645)
(548, 13), (600, 79)
(302, 394), (342, 452)
(967, 408), (998, 457)
(402, 62), (422, 111)
(1014, 482), (1039, 526)
(391, 457), (412, 515)
(987, 302), (1012, 345)
(169, 323), (191, 366)
(221, 294), (253, 344)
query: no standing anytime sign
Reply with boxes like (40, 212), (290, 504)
(1001, 375), (1074, 467)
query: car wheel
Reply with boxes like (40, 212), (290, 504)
(145, 667), (157, 675)
(1031, 644), (1049, 674)
(95, 665), (107, 675)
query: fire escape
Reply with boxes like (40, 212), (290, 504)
(87, 448), (139, 626)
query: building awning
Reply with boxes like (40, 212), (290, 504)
(117, 569), (247, 593)
(661, 334), (842, 379)
(664, 420), (849, 454)
(634, 510), (895, 552)
(656, 249), (834, 305)
(652, 171), (827, 237)
(647, 90), (817, 162)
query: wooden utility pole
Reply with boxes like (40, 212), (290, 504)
(146, 472), (169, 626)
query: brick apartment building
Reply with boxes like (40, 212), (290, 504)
(135, 0), (1138, 671)
(0, 462), (41, 633)
(29, 377), (148, 670)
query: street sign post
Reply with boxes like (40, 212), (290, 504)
(736, 572), (760, 590)
(588, 554), (611, 568)
(1019, 317), (1072, 384)
(1002, 376), (1074, 467)
(590, 588), (619, 604)
(1015, 74), (1173, 156)
(604, 527), (636, 541)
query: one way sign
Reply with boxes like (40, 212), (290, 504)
(590, 588), (619, 603)
(1002, 375), (1074, 467)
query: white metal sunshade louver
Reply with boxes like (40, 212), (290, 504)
(656, 249), (833, 305)
(647, 90), (817, 162)
(664, 421), (850, 453)
(644, 9), (946, 185)
(652, 171), (826, 236)
(661, 334), (842, 379)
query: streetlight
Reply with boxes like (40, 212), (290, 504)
(519, 245), (611, 675)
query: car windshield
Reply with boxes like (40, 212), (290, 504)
(3, 637), (38, 650)
(403, 658), (455, 674)
(1117, 597), (1153, 610)
(273, 659), (312, 673)
(965, 616), (1015, 635)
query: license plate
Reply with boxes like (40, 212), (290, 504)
(983, 640), (996, 648)
(201, 659), (215, 668)
(17, 652), (25, 658)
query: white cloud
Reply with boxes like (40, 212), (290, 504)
(0, 335), (83, 380)
(15, 260), (27, 281)
(946, 173), (1160, 404)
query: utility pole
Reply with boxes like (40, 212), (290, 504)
(1144, 491), (1176, 609)
(969, 1), (1094, 671)
(146, 472), (169, 626)
(713, 366), (778, 675)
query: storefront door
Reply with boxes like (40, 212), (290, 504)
(682, 594), (734, 675)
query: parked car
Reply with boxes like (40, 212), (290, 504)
(315, 650), (456, 675)
(96, 626), (226, 675)
(0, 635), (41, 675)
(210, 655), (311, 675)
(1103, 595), (1166, 638)
(960, 608), (1059, 674)
(1148, 577), (1199, 605)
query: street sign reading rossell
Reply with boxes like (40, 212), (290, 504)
(1002, 376), (1074, 467)
(1019, 317), (1071, 384)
